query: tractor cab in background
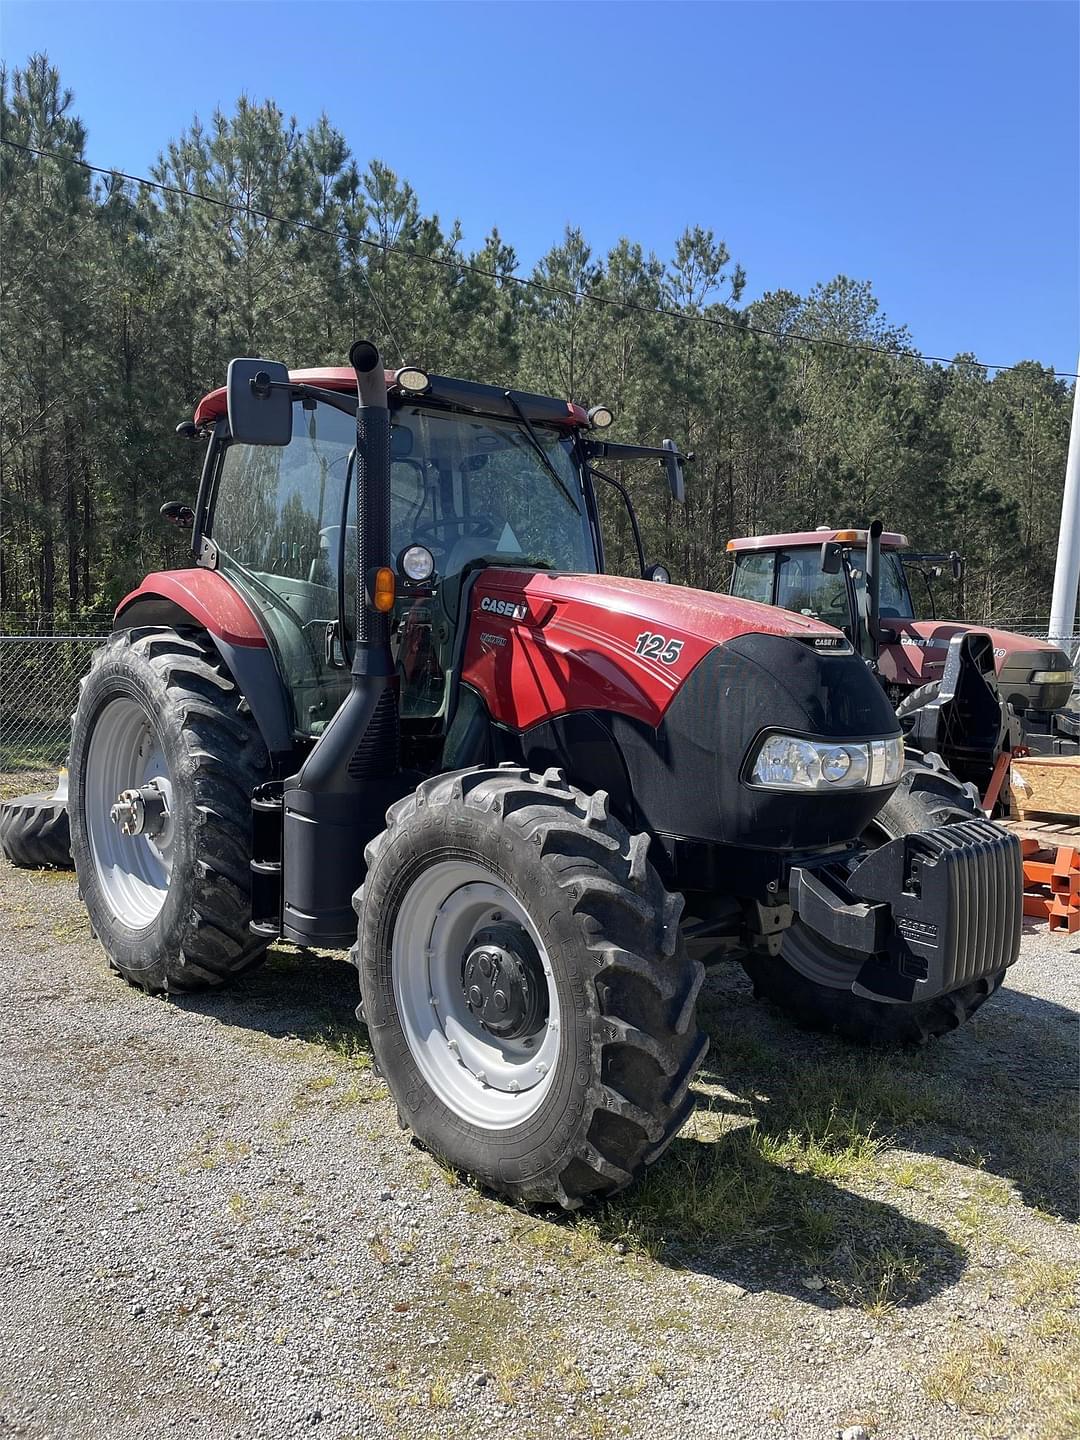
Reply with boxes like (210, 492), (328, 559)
(727, 526), (1074, 716)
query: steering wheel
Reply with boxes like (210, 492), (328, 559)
(414, 516), (495, 546)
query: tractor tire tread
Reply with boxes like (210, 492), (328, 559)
(0, 791), (73, 869)
(69, 627), (269, 994)
(355, 765), (707, 1209)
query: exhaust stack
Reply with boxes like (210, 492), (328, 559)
(865, 518), (883, 664)
(281, 341), (404, 947)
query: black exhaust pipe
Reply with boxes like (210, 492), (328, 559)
(281, 341), (404, 947)
(865, 518), (883, 666)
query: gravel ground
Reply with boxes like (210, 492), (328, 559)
(0, 859), (1076, 1440)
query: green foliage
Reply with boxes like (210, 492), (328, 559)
(0, 53), (1072, 625)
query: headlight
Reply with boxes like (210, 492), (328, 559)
(750, 734), (904, 791)
(1030, 669), (1072, 686)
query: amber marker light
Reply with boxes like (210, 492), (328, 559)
(372, 567), (396, 612)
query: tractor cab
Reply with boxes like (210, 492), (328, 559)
(727, 527), (916, 657)
(183, 366), (682, 768)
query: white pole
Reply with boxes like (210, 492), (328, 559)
(1048, 354), (1080, 647)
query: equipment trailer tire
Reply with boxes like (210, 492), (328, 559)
(69, 627), (270, 993)
(0, 788), (72, 869)
(354, 764), (708, 1209)
(742, 754), (1008, 1045)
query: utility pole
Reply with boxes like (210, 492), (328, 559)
(1048, 354), (1080, 649)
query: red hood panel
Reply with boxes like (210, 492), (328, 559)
(877, 619), (1061, 688)
(462, 569), (843, 730)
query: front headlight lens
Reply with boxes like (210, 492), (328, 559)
(750, 733), (903, 790)
(1031, 669), (1072, 686)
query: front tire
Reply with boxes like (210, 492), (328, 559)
(742, 755), (1007, 1045)
(69, 627), (270, 992)
(354, 765), (707, 1209)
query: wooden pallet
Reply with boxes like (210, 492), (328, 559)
(1010, 755), (1080, 823)
(1002, 815), (1080, 848)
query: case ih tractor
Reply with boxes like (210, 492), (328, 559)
(727, 526), (1074, 716)
(64, 343), (1022, 1209)
(727, 525), (1075, 802)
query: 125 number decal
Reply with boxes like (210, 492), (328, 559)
(634, 631), (683, 666)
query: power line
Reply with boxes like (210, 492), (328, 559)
(4, 135), (1078, 381)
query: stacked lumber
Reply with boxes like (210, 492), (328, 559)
(1020, 840), (1080, 934)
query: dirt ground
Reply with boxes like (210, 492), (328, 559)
(0, 859), (1076, 1440)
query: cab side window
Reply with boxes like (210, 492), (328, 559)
(731, 552), (775, 604)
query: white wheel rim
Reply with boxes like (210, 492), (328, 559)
(392, 860), (561, 1129)
(84, 696), (175, 927)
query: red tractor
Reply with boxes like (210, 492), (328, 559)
(726, 527), (1073, 716)
(727, 525), (1075, 801)
(63, 344), (1022, 1208)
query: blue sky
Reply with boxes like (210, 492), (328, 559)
(2, 0), (1077, 374)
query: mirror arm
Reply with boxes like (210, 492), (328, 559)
(589, 464), (646, 577)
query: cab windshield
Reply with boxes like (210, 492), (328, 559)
(209, 400), (596, 734)
(733, 546), (914, 624)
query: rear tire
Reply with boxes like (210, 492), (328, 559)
(0, 788), (72, 869)
(69, 627), (270, 992)
(895, 680), (941, 721)
(742, 754), (1007, 1045)
(354, 764), (707, 1209)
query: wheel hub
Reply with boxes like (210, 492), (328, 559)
(461, 923), (549, 1041)
(109, 781), (169, 839)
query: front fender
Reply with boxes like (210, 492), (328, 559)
(114, 570), (295, 758)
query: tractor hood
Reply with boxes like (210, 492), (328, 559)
(461, 567), (902, 851)
(878, 619), (1073, 712)
(462, 569), (850, 730)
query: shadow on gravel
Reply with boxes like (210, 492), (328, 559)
(536, 962), (1076, 1308)
(171, 944), (369, 1052)
(170, 935), (1075, 1309)
(696, 966), (1077, 1215)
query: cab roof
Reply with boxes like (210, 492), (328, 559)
(726, 527), (909, 553)
(193, 366), (591, 431)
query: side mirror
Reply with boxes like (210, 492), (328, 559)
(160, 501), (195, 528)
(644, 562), (671, 584)
(950, 551), (965, 582)
(820, 540), (844, 574)
(662, 439), (685, 504)
(226, 358), (292, 446)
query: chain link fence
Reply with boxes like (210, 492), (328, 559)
(0, 620), (109, 794)
(0, 611), (1077, 798)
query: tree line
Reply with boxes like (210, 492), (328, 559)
(1, 54), (1072, 632)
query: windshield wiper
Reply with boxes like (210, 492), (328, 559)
(504, 391), (579, 512)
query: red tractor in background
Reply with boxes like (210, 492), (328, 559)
(727, 526), (1076, 805)
(726, 526), (1074, 715)
(33, 344), (1025, 1208)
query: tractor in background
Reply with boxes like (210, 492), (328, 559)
(727, 524), (1075, 805)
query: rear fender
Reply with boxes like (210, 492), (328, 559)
(114, 570), (295, 758)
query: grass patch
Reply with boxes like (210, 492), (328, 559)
(180, 1132), (252, 1175)
(701, 1008), (1077, 1217)
(925, 1258), (1080, 1436)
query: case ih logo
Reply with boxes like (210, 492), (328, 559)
(480, 596), (528, 621)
